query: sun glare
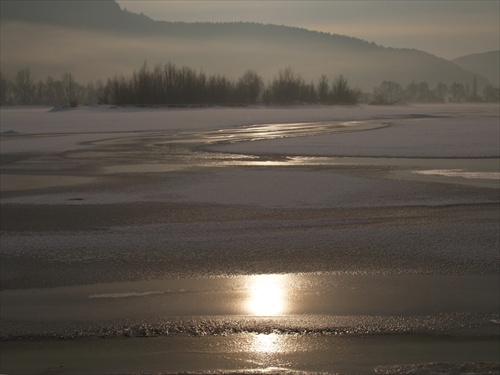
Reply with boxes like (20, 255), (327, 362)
(251, 333), (283, 354)
(246, 274), (288, 316)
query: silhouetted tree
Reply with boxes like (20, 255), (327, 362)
(482, 84), (500, 102)
(331, 75), (359, 104)
(206, 74), (235, 104)
(84, 79), (106, 104)
(417, 81), (431, 102)
(45, 76), (64, 105)
(405, 81), (433, 102)
(449, 82), (466, 102)
(14, 67), (35, 105)
(303, 81), (317, 102)
(267, 67), (306, 103)
(467, 75), (481, 102)
(0, 71), (9, 105)
(237, 70), (263, 103)
(7, 62), (495, 107)
(372, 80), (404, 104)
(432, 82), (448, 103)
(405, 81), (418, 102)
(62, 72), (79, 106)
(106, 75), (132, 105)
(317, 75), (329, 103)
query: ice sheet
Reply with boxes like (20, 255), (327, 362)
(2, 103), (497, 156)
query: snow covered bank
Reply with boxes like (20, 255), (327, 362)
(0, 103), (492, 136)
(212, 115), (500, 158)
(1, 103), (497, 156)
(1, 103), (498, 206)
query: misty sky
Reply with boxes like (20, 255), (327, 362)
(116, 0), (499, 59)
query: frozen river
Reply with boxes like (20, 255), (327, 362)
(0, 103), (499, 374)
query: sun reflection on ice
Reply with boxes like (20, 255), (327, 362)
(245, 274), (289, 316)
(251, 333), (284, 354)
(243, 275), (293, 357)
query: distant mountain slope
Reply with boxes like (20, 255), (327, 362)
(452, 51), (499, 85)
(0, 0), (486, 90)
(0, 0), (158, 32)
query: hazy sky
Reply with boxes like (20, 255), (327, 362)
(116, 0), (499, 59)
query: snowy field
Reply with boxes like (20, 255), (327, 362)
(1, 103), (499, 206)
(1, 103), (498, 155)
(0, 103), (499, 374)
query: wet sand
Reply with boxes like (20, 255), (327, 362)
(1, 105), (499, 374)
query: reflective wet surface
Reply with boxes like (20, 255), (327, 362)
(88, 119), (500, 190)
(1, 273), (499, 373)
(1, 107), (499, 374)
(2, 334), (498, 374)
(2, 117), (499, 193)
(82, 120), (391, 171)
(2, 273), (498, 331)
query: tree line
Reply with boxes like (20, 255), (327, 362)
(0, 68), (103, 107)
(371, 77), (499, 104)
(0, 63), (498, 107)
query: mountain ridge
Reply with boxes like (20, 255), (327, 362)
(0, 0), (491, 90)
(0, 0), (390, 49)
(452, 51), (499, 86)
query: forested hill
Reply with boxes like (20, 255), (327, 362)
(0, 0), (489, 90)
(1, 0), (157, 32)
(0, 0), (384, 47)
(452, 51), (499, 86)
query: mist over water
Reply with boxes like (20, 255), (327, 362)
(0, 18), (491, 91)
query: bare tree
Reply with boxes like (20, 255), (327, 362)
(237, 70), (263, 103)
(331, 74), (358, 104)
(317, 75), (329, 103)
(468, 75), (481, 102)
(449, 82), (466, 102)
(14, 67), (35, 105)
(433, 82), (448, 103)
(61, 72), (79, 106)
(0, 71), (10, 105)
(268, 67), (306, 103)
(372, 80), (403, 104)
(482, 84), (500, 102)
